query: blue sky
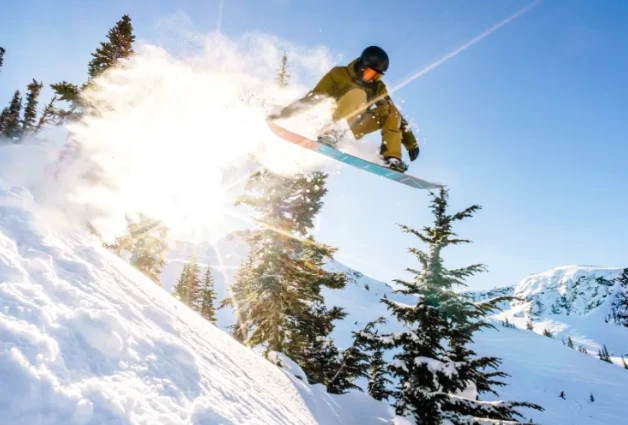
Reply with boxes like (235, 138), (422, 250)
(2, 0), (627, 290)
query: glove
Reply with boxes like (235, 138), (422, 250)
(408, 145), (420, 161)
(400, 121), (420, 161)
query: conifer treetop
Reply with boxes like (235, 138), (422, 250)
(87, 14), (135, 80)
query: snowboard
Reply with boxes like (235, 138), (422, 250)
(266, 118), (443, 190)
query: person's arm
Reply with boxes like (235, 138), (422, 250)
(272, 67), (340, 119)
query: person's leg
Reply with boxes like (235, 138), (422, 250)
(350, 103), (403, 160)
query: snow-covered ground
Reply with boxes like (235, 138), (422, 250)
(0, 178), (396, 424)
(161, 241), (628, 425)
(3, 173), (628, 424)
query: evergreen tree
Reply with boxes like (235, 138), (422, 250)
(221, 252), (255, 343)
(368, 343), (393, 401)
(2, 90), (22, 139)
(543, 328), (553, 338)
(276, 51), (290, 87)
(567, 336), (574, 349)
(199, 263), (217, 323)
(87, 14), (135, 80)
(35, 96), (57, 133)
(360, 188), (542, 425)
(0, 47), (5, 72)
(21, 79), (43, 135)
(51, 14), (135, 124)
(105, 214), (168, 284)
(598, 344), (612, 363)
(172, 255), (203, 308)
(526, 319), (534, 331)
(229, 167), (346, 356)
(590, 393), (595, 402)
(0, 107), (9, 134)
(326, 319), (384, 394)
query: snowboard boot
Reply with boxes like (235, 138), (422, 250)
(383, 156), (408, 173)
(317, 132), (340, 147)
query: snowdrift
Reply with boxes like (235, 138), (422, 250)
(0, 178), (395, 425)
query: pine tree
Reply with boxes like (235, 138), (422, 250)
(360, 188), (542, 425)
(0, 47), (5, 72)
(172, 255), (203, 308)
(228, 167), (346, 356)
(21, 79), (43, 135)
(543, 328), (553, 338)
(368, 343), (393, 401)
(526, 319), (534, 330)
(590, 393), (595, 402)
(0, 107), (9, 134)
(2, 90), (22, 139)
(221, 252), (255, 343)
(51, 14), (136, 124)
(276, 51), (290, 87)
(199, 264), (217, 323)
(567, 336), (574, 349)
(35, 96), (57, 133)
(105, 214), (169, 284)
(326, 319), (384, 394)
(599, 344), (612, 363)
(87, 14), (135, 80)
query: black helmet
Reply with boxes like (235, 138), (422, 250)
(359, 46), (389, 74)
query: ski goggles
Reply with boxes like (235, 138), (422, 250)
(362, 66), (383, 82)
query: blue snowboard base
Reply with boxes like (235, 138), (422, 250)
(266, 118), (444, 190)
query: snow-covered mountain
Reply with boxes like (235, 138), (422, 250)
(464, 266), (628, 362)
(3, 175), (628, 424)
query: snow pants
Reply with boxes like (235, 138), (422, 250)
(332, 88), (403, 160)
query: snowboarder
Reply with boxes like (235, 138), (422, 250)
(270, 46), (420, 173)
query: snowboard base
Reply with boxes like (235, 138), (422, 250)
(266, 118), (443, 190)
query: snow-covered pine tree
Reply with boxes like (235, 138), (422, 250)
(199, 263), (217, 323)
(368, 343), (393, 401)
(325, 318), (384, 394)
(231, 169), (346, 355)
(567, 336), (574, 349)
(2, 90), (22, 139)
(21, 79), (43, 136)
(361, 188), (542, 425)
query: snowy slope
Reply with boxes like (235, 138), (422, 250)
(0, 178), (398, 425)
(161, 241), (628, 424)
(464, 266), (628, 361)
